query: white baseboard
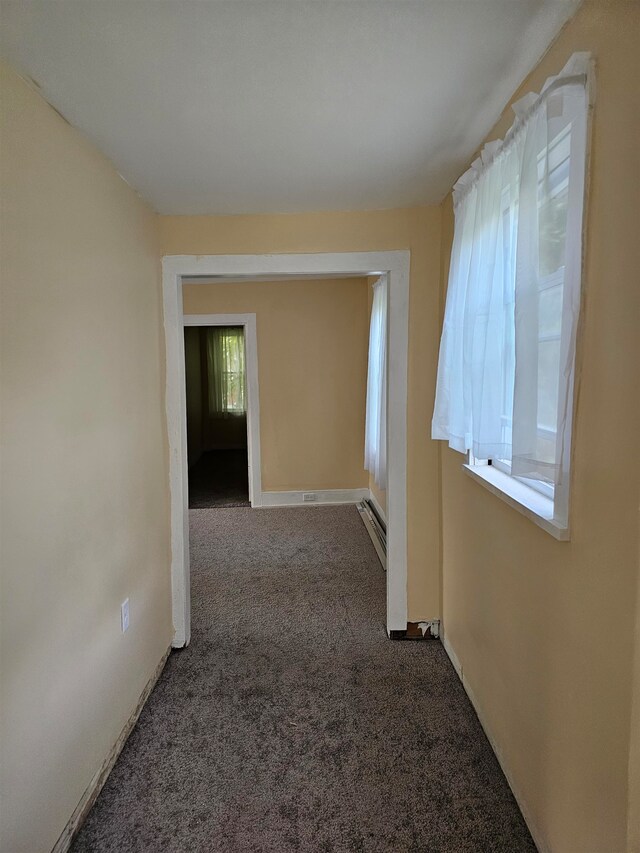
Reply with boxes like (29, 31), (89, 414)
(51, 647), (171, 853)
(441, 632), (550, 853)
(259, 488), (369, 508)
(367, 490), (387, 525)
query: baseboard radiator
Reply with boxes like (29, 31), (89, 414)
(357, 499), (386, 569)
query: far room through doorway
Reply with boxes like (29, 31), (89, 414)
(163, 251), (410, 646)
(184, 324), (250, 508)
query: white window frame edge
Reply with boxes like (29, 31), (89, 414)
(183, 314), (262, 509)
(463, 58), (595, 542)
(163, 251), (410, 647)
(464, 454), (568, 540)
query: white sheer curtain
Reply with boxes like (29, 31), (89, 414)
(432, 53), (590, 488)
(206, 326), (246, 416)
(511, 65), (589, 484)
(365, 277), (387, 489)
(431, 138), (519, 460)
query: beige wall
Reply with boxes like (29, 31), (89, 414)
(438, 3), (640, 851)
(183, 278), (369, 491)
(162, 206), (442, 620)
(0, 64), (172, 853)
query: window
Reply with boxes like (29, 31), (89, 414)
(206, 326), (246, 415)
(432, 53), (591, 537)
(492, 125), (570, 502)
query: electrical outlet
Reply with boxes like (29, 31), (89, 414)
(302, 493), (317, 502)
(121, 598), (130, 633)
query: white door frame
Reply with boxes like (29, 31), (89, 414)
(163, 251), (410, 647)
(183, 314), (262, 506)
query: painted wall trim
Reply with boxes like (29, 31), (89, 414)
(163, 251), (410, 644)
(260, 488), (369, 508)
(183, 313), (262, 508)
(51, 648), (171, 853)
(441, 632), (550, 853)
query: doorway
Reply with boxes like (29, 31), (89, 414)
(184, 325), (250, 508)
(163, 252), (409, 646)
(183, 312), (262, 519)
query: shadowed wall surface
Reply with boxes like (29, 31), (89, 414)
(0, 63), (172, 853)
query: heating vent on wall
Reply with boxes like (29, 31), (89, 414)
(357, 500), (386, 570)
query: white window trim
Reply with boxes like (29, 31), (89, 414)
(490, 457), (555, 500)
(464, 453), (569, 540)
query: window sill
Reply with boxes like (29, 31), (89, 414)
(463, 463), (569, 541)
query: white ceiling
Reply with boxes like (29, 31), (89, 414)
(0, 1), (580, 215)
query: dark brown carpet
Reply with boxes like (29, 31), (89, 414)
(71, 505), (535, 852)
(189, 449), (250, 508)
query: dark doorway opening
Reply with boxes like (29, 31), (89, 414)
(184, 326), (249, 508)
(188, 450), (249, 508)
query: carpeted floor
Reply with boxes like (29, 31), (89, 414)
(189, 449), (250, 508)
(72, 505), (535, 853)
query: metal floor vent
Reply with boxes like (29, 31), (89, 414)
(357, 499), (386, 570)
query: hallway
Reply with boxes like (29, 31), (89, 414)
(72, 506), (534, 852)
